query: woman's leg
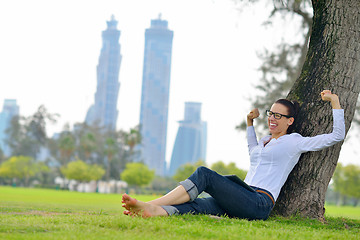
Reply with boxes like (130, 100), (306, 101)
(122, 170), (215, 217)
(184, 166), (273, 220)
(147, 185), (190, 206)
(122, 193), (168, 217)
(123, 166), (273, 219)
(169, 197), (227, 216)
(122, 184), (192, 217)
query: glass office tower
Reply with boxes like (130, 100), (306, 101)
(168, 102), (207, 176)
(0, 99), (20, 157)
(139, 16), (174, 176)
(86, 15), (122, 130)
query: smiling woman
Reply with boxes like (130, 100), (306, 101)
(121, 90), (345, 220)
(266, 99), (298, 139)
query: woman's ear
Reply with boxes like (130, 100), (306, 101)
(288, 117), (295, 126)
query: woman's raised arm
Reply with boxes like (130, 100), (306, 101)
(296, 90), (345, 153)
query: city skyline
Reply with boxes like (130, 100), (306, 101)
(1, 0), (358, 171)
(0, 0), (267, 172)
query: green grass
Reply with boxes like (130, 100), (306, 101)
(0, 186), (155, 213)
(325, 205), (360, 220)
(1, 186), (359, 239)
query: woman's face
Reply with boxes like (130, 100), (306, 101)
(268, 103), (294, 138)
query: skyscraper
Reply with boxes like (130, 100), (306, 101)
(85, 15), (122, 130)
(139, 16), (174, 176)
(0, 99), (20, 157)
(168, 102), (207, 176)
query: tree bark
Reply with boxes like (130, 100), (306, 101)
(272, 0), (360, 220)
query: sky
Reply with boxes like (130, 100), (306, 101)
(0, 0), (358, 170)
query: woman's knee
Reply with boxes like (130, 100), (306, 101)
(195, 166), (211, 174)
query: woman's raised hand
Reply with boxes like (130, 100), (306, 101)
(247, 108), (260, 126)
(248, 108), (260, 120)
(321, 90), (336, 101)
(321, 90), (341, 109)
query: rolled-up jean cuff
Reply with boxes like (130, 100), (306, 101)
(161, 205), (179, 216)
(179, 179), (198, 202)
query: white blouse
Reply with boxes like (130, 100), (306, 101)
(244, 109), (345, 201)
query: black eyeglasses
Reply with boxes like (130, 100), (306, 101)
(266, 110), (292, 120)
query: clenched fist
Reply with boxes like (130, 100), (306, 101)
(247, 108), (259, 126)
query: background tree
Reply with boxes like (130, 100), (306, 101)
(210, 161), (247, 180)
(0, 148), (5, 164)
(48, 124), (76, 168)
(235, 0), (313, 133)
(79, 132), (97, 162)
(27, 105), (58, 145)
(60, 159), (105, 183)
(72, 123), (102, 164)
(0, 156), (49, 186)
(121, 162), (154, 187)
(123, 126), (141, 153)
(148, 176), (178, 194)
(5, 106), (58, 159)
(173, 160), (206, 182)
(47, 123), (140, 181)
(58, 132), (76, 164)
(1, 105), (141, 186)
(332, 163), (360, 206)
(87, 163), (106, 182)
(60, 160), (88, 182)
(35, 165), (58, 188)
(209, 161), (227, 174)
(121, 126), (141, 164)
(104, 133), (119, 181)
(5, 116), (38, 158)
(332, 163), (346, 203)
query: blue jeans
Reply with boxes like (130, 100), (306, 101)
(162, 166), (274, 220)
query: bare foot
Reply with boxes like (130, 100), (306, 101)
(121, 193), (168, 218)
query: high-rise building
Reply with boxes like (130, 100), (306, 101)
(86, 15), (122, 130)
(0, 99), (20, 157)
(168, 102), (207, 176)
(139, 15), (174, 176)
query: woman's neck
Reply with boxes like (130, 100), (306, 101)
(271, 132), (287, 139)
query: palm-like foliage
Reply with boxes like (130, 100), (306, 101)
(104, 134), (119, 181)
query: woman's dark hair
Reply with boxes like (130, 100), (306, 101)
(275, 99), (300, 134)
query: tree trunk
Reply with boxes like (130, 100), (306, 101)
(353, 198), (358, 207)
(106, 155), (113, 182)
(272, 0), (360, 220)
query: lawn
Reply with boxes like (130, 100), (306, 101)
(0, 186), (359, 239)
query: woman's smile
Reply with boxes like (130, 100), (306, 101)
(269, 121), (278, 130)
